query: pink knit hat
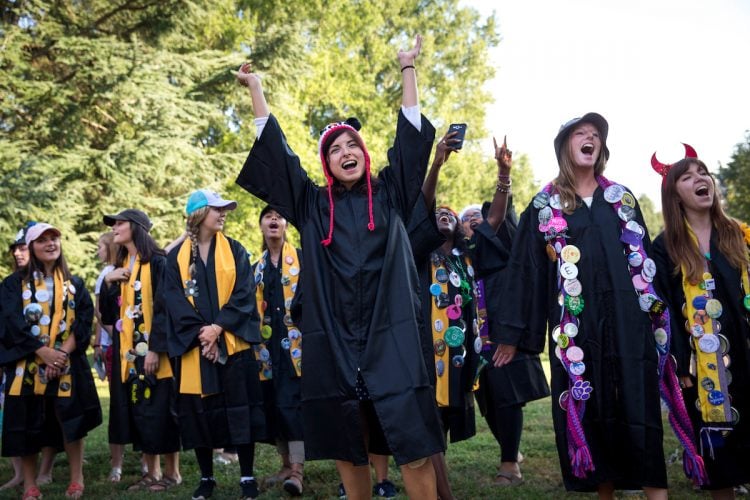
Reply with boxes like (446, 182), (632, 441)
(318, 118), (374, 246)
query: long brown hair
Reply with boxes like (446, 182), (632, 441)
(25, 238), (72, 282)
(553, 129), (608, 214)
(661, 158), (749, 283)
(99, 231), (119, 266)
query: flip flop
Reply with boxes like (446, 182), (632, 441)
(65, 482), (84, 499)
(107, 467), (122, 483)
(22, 486), (42, 500)
(494, 471), (524, 487)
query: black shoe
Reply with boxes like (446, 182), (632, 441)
(240, 478), (259, 499)
(192, 478), (216, 500)
(373, 479), (397, 499)
(338, 482), (347, 499)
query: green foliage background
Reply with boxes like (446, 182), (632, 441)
(718, 131), (750, 223)
(0, 0), (541, 280)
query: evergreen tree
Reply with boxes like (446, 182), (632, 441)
(717, 132), (750, 222)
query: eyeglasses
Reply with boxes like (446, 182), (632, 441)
(461, 211), (482, 223)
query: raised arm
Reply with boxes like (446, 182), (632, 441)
(398, 34), (422, 109)
(485, 136), (513, 232)
(422, 129), (460, 206)
(236, 63), (270, 119)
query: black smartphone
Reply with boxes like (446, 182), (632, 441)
(448, 123), (467, 149)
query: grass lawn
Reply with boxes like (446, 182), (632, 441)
(0, 374), (710, 499)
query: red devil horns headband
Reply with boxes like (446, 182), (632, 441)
(651, 143), (699, 182)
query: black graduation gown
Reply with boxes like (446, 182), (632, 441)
(469, 202), (550, 414)
(254, 249), (304, 443)
(498, 187), (667, 491)
(164, 235), (266, 450)
(236, 111), (445, 466)
(652, 232), (750, 489)
(100, 254), (180, 454)
(0, 273), (102, 456)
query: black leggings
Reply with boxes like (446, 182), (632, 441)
(485, 403), (523, 462)
(195, 443), (256, 478)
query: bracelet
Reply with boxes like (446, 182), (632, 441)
(400, 65), (415, 72)
(93, 344), (101, 348)
(211, 324), (222, 336)
(496, 184), (512, 194)
(57, 348), (70, 357)
(497, 174), (511, 181)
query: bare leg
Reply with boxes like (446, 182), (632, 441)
(21, 454), (38, 494)
(144, 454), (162, 481)
(597, 482), (615, 500)
(643, 486), (668, 500)
(430, 453), (455, 500)
(108, 443), (124, 481)
(35, 447), (55, 485)
(63, 439), (84, 486)
(400, 458), (437, 500)
(336, 460), (371, 500)
(0, 456), (23, 490)
(370, 453), (389, 483)
(164, 452), (181, 481)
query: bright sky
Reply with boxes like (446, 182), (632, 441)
(468, 0), (750, 205)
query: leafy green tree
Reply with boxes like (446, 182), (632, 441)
(2, 0), (502, 279)
(717, 132), (750, 222)
(638, 194), (663, 238)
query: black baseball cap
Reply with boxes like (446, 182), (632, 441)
(103, 209), (153, 231)
(553, 112), (610, 163)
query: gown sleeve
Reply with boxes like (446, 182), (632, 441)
(99, 276), (120, 326)
(0, 273), (43, 363)
(470, 197), (518, 280)
(651, 234), (692, 377)
(70, 277), (94, 354)
(214, 239), (261, 344)
(496, 202), (549, 353)
(379, 110), (436, 222)
(235, 114), (319, 230)
(165, 247), (205, 358)
(148, 255), (169, 354)
(406, 193), (445, 262)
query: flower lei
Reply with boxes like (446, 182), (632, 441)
(534, 175), (706, 484)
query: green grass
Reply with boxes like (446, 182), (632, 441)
(0, 378), (709, 499)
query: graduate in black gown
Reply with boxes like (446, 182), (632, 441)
(99, 209), (181, 492)
(495, 114), (703, 498)
(0, 223), (101, 500)
(164, 190), (265, 500)
(455, 137), (550, 487)
(252, 206), (306, 496)
(235, 35), (443, 499)
(651, 153), (750, 499)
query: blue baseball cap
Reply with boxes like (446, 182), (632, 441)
(186, 189), (238, 216)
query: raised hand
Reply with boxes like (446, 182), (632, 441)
(494, 135), (512, 174)
(398, 34), (422, 67)
(433, 130), (460, 167)
(236, 62), (262, 89)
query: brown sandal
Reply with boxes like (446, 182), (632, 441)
(148, 476), (182, 492)
(127, 475), (157, 492)
(282, 468), (304, 496)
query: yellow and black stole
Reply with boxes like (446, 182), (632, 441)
(429, 252), (477, 407)
(118, 255), (173, 384)
(681, 222), (749, 430)
(253, 240), (302, 380)
(177, 232), (250, 395)
(10, 269), (75, 397)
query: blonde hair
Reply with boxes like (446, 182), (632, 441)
(185, 206), (210, 280)
(98, 231), (118, 266)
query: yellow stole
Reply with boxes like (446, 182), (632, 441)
(118, 256), (173, 382)
(681, 223), (748, 425)
(10, 269), (74, 397)
(176, 232), (250, 395)
(253, 240), (302, 380)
